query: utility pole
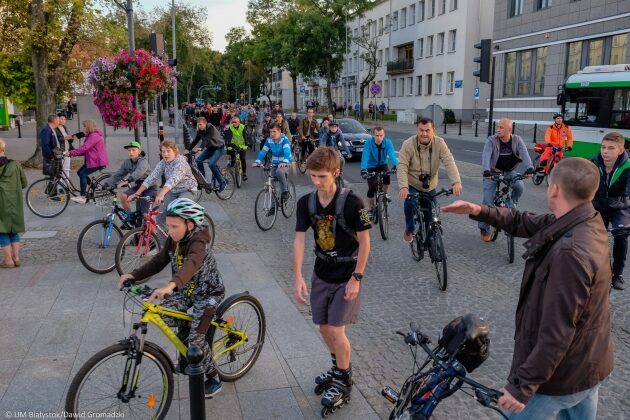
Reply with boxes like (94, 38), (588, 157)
(172, 0), (179, 142)
(118, 0), (140, 141)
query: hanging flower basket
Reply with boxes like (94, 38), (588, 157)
(88, 49), (175, 129)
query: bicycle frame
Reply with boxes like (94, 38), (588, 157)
(491, 173), (526, 208)
(413, 193), (443, 246)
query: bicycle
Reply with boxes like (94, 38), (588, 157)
(409, 188), (453, 291)
(297, 138), (316, 174)
(381, 316), (506, 420)
(25, 153), (114, 218)
(65, 281), (266, 419)
(532, 144), (567, 186)
(226, 145), (245, 188)
(246, 124), (257, 151)
(253, 163), (297, 231)
(186, 149), (236, 201)
(77, 193), (143, 274)
(115, 197), (216, 281)
(486, 173), (527, 264)
(366, 170), (394, 241)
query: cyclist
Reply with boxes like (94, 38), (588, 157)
(592, 132), (630, 290)
(320, 119), (352, 174)
(270, 103), (283, 120)
(187, 117), (227, 192)
(116, 198), (226, 398)
(479, 118), (534, 241)
(275, 112), (292, 138)
(101, 141), (157, 215)
(245, 109), (258, 148)
(293, 147), (371, 412)
(298, 107), (319, 162)
(287, 112), (300, 137)
(398, 117), (462, 243)
(128, 140), (198, 228)
(224, 116), (248, 181)
(319, 118), (330, 144)
(360, 126), (398, 217)
(261, 112), (273, 140)
(253, 122), (292, 204)
(65, 119), (109, 204)
(539, 113), (573, 170)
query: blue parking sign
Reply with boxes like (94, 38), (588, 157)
(454, 80), (463, 88)
(474, 87), (480, 99)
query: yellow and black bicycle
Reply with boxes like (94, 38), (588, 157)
(65, 282), (266, 419)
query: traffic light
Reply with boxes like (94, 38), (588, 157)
(473, 39), (492, 84)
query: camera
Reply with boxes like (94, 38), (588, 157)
(420, 173), (430, 189)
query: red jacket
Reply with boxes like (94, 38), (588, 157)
(544, 123), (573, 148)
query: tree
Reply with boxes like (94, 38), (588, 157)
(353, 21), (380, 120)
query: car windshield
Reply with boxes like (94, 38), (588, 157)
(339, 120), (365, 133)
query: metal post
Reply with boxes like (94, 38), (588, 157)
(443, 120), (447, 134)
(172, 0), (179, 143)
(16, 118), (21, 138)
(487, 55), (496, 137)
(458, 119), (462, 135)
(512, 121), (515, 135)
(533, 123), (538, 143)
(125, 0), (140, 142)
(475, 119), (479, 137)
(492, 121), (496, 135)
(186, 346), (206, 420)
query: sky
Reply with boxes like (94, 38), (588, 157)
(137, 0), (250, 52)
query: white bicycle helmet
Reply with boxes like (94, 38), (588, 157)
(166, 198), (205, 225)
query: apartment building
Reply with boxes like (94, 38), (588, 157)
(491, 0), (630, 126)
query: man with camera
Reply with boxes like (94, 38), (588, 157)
(397, 118), (462, 243)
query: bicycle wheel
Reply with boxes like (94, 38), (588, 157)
(65, 342), (173, 420)
(378, 196), (389, 240)
(235, 159), (243, 188)
(77, 220), (123, 274)
(531, 157), (545, 185)
(507, 233), (515, 264)
(281, 180), (297, 218)
(90, 173), (115, 206)
(254, 188), (277, 231)
(204, 213), (216, 248)
(215, 167), (236, 200)
(545, 162), (554, 187)
(192, 188), (203, 202)
(431, 230), (448, 291)
(298, 150), (308, 174)
(115, 227), (162, 280)
(208, 294), (266, 381)
(410, 233), (423, 261)
(25, 178), (70, 218)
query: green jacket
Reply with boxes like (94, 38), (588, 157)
(226, 124), (247, 149)
(0, 159), (27, 234)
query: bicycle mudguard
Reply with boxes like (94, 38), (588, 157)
(118, 338), (176, 374)
(215, 291), (251, 316)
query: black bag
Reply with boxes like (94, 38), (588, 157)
(43, 149), (64, 176)
(438, 314), (490, 373)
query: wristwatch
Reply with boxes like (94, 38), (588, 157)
(352, 272), (363, 282)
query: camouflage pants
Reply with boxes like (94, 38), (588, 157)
(162, 289), (224, 376)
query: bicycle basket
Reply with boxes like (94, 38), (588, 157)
(43, 154), (63, 177)
(533, 143), (546, 153)
(438, 314), (490, 373)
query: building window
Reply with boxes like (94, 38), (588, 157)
(385, 48), (389, 62)
(399, 78), (405, 96)
(588, 39), (604, 66)
(565, 34), (630, 76)
(510, 0), (523, 17)
(408, 77), (413, 95)
(401, 8), (407, 29)
(353, 28), (358, 38)
(427, 74), (433, 95)
(448, 30), (456, 52)
(393, 11), (398, 30)
(384, 80), (389, 97)
(427, 35), (434, 56)
(439, 0), (446, 14)
(435, 73), (443, 94)
(534, 47), (547, 95)
(566, 41), (582, 75)
(391, 79), (396, 97)
(536, 0), (552, 10)
(418, 1), (425, 21)
(437, 33), (445, 54)
(504, 52), (516, 96)
(446, 71), (454, 94)
(378, 50), (383, 66)
(378, 18), (384, 35)
(429, 0), (435, 18)
(385, 15), (390, 33)
(612, 34), (629, 65)
(504, 47), (547, 97)
(417, 38), (424, 58)
(451, 0), (458, 10)
(410, 4), (415, 25)
(417, 76), (423, 95)
(518, 50), (532, 95)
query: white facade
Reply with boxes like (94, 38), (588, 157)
(332, 0), (494, 120)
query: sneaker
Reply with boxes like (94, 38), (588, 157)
(71, 196), (88, 204)
(281, 191), (290, 203)
(385, 193), (392, 202)
(480, 229), (491, 242)
(612, 275), (625, 291)
(242, 174), (248, 181)
(403, 232), (414, 243)
(204, 377), (222, 398)
(218, 181), (227, 193)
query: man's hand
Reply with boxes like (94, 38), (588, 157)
(524, 167), (535, 177)
(452, 182), (463, 196)
(193, 147), (202, 152)
(293, 276), (309, 304)
(344, 277), (360, 301)
(154, 191), (166, 206)
(361, 170), (368, 180)
(483, 170), (494, 179)
(126, 193), (138, 203)
(399, 187), (409, 200)
(442, 200), (482, 216)
(148, 282), (177, 302)
(252, 162), (260, 167)
(117, 273), (135, 290)
(497, 388), (525, 413)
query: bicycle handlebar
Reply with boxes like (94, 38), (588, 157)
(609, 226), (630, 237)
(366, 170), (395, 177)
(410, 188), (453, 199)
(489, 172), (527, 183)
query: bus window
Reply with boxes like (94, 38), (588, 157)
(564, 89), (601, 125)
(612, 88), (630, 129)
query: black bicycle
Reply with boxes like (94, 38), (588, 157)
(252, 163), (296, 231)
(409, 188), (452, 291)
(186, 149), (236, 201)
(382, 315), (506, 420)
(366, 170), (394, 240)
(487, 173), (527, 264)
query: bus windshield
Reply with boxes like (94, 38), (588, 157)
(564, 88), (602, 126)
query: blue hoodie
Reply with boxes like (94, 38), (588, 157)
(361, 137), (398, 170)
(256, 134), (292, 165)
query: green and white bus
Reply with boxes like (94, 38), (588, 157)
(559, 64), (630, 158)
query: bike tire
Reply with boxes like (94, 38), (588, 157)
(235, 160), (243, 188)
(507, 233), (515, 264)
(298, 152), (308, 174)
(25, 178), (70, 218)
(410, 233), (423, 261)
(215, 167), (236, 200)
(281, 180), (297, 218)
(378, 196), (389, 240)
(545, 162), (554, 187)
(65, 342), (173, 420)
(432, 230), (448, 291)
(208, 294), (266, 382)
(532, 157), (545, 185)
(254, 188), (277, 231)
(115, 227), (162, 280)
(204, 213), (216, 249)
(77, 220), (123, 274)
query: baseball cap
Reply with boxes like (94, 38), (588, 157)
(124, 141), (142, 149)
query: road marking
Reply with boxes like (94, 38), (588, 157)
(464, 150), (482, 154)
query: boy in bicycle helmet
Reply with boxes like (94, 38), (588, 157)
(116, 198), (225, 398)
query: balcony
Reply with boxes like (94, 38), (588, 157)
(387, 59), (414, 74)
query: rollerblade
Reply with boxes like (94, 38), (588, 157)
(314, 354), (337, 395)
(320, 368), (352, 418)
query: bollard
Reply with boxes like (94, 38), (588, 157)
(533, 123), (538, 143)
(187, 345), (206, 420)
(474, 120), (479, 137)
(512, 122), (516, 135)
(492, 121), (496, 135)
(16, 119), (21, 138)
(458, 119), (462, 136)
(159, 121), (165, 143)
(443, 120), (447, 134)
(143, 118), (147, 137)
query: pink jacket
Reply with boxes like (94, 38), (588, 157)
(68, 130), (109, 168)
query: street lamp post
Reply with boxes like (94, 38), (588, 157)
(172, 0), (179, 142)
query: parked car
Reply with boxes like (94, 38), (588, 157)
(335, 118), (371, 158)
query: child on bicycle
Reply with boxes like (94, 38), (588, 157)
(101, 141), (157, 216)
(592, 131), (630, 291)
(224, 116), (248, 181)
(360, 126), (398, 217)
(116, 198), (225, 398)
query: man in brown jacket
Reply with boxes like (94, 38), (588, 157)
(442, 157), (614, 419)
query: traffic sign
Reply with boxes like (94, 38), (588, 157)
(370, 83), (382, 96)
(454, 80), (463, 89)
(474, 87), (480, 99)
(299, 85), (305, 94)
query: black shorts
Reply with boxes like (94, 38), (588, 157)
(366, 165), (391, 198)
(310, 273), (361, 326)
